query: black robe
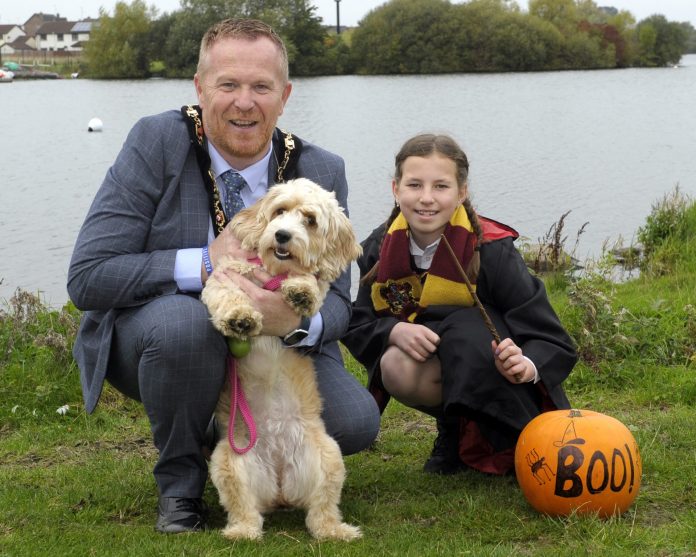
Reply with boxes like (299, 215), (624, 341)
(342, 224), (577, 473)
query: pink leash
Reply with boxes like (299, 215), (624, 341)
(227, 353), (257, 454)
(227, 266), (288, 455)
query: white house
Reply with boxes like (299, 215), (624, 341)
(35, 20), (95, 52)
(0, 24), (25, 45)
(67, 21), (95, 51)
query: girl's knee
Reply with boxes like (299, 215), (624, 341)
(381, 348), (442, 407)
(380, 347), (420, 400)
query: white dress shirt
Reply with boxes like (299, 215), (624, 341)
(173, 143), (323, 346)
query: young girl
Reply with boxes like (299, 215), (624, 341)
(342, 134), (577, 475)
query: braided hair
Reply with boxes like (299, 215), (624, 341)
(361, 134), (482, 285)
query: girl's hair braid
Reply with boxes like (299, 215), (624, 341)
(463, 197), (482, 281)
(360, 203), (401, 285)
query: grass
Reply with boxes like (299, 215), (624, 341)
(2, 190), (696, 556)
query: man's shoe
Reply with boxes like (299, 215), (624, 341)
(155, 497), (207, 533)
(423, 417), (466, 475)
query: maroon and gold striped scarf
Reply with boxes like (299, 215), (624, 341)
(371, 205), (478, 322)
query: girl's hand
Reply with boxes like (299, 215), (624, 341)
(388, 322), (440, 362)
(491, 338), (533, 383)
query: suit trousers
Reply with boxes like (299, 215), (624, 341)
(106, 294), (379, 498)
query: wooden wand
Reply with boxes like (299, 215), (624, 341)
(439, 234), (524, 383)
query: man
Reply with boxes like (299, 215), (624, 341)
(67, 18), (380, 534)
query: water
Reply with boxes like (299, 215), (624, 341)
(2, 55), (696, 306)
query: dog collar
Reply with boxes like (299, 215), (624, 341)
(246, 257), (288, 291)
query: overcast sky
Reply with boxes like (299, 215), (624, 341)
(2, 1), (694, 28)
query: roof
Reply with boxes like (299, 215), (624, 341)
(0, 24), (21, 33)
(35, 21), (76, 34)
(71, 21), (94, 33)
(9, 36), (36, 50)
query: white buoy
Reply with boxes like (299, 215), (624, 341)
(87, 117), (103, 132)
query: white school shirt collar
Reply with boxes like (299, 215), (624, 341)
(409, 235), (440, 270)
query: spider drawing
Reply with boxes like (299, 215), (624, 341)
(526, 448), (555, 485)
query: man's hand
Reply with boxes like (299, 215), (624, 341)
(216, 267), (302, 337)
(202, 227), (255, 283)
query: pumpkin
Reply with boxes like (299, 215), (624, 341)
(514, 409), (641, 518)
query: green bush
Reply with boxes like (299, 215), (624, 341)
(637, 187), (691, 260)
(0, 290), (82, 428)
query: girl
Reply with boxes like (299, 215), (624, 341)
(342, 134), (577, 475)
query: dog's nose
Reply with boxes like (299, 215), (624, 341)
(275, 229), (292, 244)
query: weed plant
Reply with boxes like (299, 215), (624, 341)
(2, 189), (696, 555)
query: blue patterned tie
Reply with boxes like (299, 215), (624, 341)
(220, 170), (247, 220)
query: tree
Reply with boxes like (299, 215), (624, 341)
(636, 15), (688, 66)
(282, 0), (335, 75)
(161, 0), (337, 76)
(84, 0), (154, 78)
(528, 0), (578, 34)
(350, 0), (462, 74)
(679, 22), (696, 54)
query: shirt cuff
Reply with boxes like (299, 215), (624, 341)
(293, 312), (324, 347)
(523, 356), (540, 384)
(174, 248), (204, 293)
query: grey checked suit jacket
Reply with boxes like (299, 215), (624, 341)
(67, 109), (353, 414)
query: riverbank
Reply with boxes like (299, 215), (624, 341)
(11, 68), (61, 79)
(1, 191), (695, 554)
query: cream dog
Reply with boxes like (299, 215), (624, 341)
(201, 178), (363, 541)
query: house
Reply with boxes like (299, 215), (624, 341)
(0, 24), (25, 45)
(1, 13), (95, 65)
(35, 19), (96, 52)
(23, 13), (66, 38)
(36, 20), (78, 51)
(67, 21), (96, 51)
(0, 35), (37, 61)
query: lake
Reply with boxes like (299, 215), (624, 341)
(2, 55), (696, 307)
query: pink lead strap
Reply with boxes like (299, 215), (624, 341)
(227, 353), (258, 454)
(226, 267), (287, 455)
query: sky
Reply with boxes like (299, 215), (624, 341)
(1, 0), (695, 28)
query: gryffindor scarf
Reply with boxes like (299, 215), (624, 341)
(371, 205), (478, 322)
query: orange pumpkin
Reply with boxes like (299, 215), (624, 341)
(515, 409), (641, 518)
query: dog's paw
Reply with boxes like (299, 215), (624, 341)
(214, 308), (263, 338)
(281, 284), (320, 316)
(311, 522), (362, 541)
(221, 523), (264, 540)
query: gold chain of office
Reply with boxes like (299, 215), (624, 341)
(184, 104), (295, 235)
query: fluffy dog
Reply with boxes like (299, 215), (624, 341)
(201, 178), (363, 541)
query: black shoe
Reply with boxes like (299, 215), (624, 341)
(423, 417), (466, 475)
(155, 497), (207, 533)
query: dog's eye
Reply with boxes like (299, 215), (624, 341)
(305, 214), (317, 227)
(274, 208), (286, 217)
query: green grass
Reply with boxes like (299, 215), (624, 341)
(2, 193), (696, 556)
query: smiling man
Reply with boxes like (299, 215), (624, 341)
(194, 24), (292, 170)
(67, 18), (379, 534)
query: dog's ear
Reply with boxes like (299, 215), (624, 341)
(317, 208), (362, 283)
(230, 203), (267, 251)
